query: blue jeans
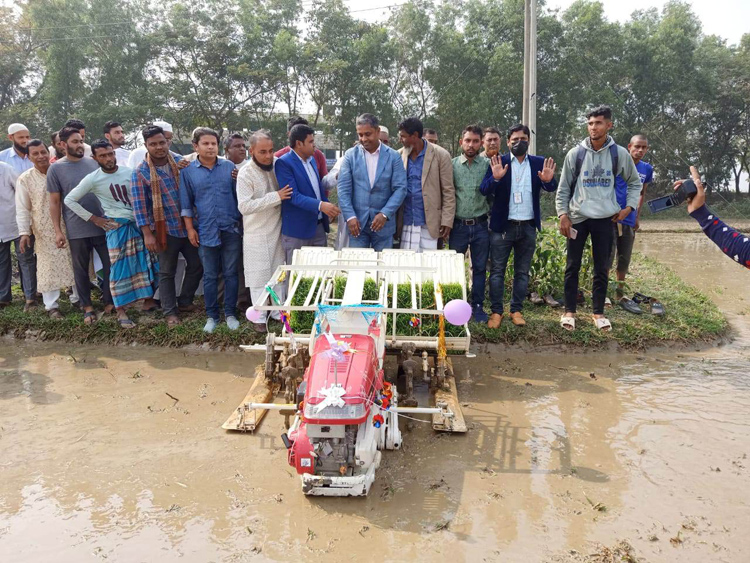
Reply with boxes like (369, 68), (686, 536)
(347, 222), (393, 251)
(15, 236), (37, 301)
(199, 230), (242, 321)
(489, 222), (537, 314)
(449, 220), (489, 307)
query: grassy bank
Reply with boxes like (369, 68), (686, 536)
(0, 252), (727, 351)
(472, 252), (727, 349)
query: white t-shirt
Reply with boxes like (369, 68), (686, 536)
(114, 147), (131, 165)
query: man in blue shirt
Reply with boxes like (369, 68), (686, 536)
(180, 127), (242, 334)
(609, 134), (653, 302)
(0, 123), (33, 174)
(396, 116), (455, 252)
(480, 124), (557, 328)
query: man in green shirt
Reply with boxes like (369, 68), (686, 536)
(450, 125), (490, 322)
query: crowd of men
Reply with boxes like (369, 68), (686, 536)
(0, 105), (666, 335)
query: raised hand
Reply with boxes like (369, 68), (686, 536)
(538, 157), (556, 183)
(490, 155), (508, 180)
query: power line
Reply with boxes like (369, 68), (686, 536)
(19, 20), (133, 32)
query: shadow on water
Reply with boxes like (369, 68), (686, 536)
(0, 357), (63, 405)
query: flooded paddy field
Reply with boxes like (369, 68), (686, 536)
(1, 232), (748, 562)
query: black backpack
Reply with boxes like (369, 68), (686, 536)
(568, 143), (619, 199)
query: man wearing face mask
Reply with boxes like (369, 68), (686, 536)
(480, 124), (557, 328)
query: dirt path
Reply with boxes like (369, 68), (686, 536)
(1, 233), (748, 562)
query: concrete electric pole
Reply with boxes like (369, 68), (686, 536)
(522, 0), (537, 154)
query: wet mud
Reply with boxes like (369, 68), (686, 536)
(1, 233), (748, 562)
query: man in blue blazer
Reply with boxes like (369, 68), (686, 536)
(337, 113), (407, 251)
(479, 124), (557, 329)
(275, 124), (340, 264)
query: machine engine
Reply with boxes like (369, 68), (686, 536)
(285, 333), (400, 496)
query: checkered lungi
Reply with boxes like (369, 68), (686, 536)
(400, 225), (438, 252)
(106, 218), (159, 308)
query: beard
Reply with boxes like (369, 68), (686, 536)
(14, 142), (28, 155)
(252, 156), (273, 171)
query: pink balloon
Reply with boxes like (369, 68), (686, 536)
(443, 299), (472, 326)
(246, 307), (262, 322)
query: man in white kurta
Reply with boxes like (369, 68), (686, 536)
(236, 130), (292, 332)
(15, 140), (78, 316)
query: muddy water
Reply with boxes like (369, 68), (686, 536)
(1, 233), (749, 562)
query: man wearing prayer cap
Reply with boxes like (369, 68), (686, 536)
(0, 123), (33, 174)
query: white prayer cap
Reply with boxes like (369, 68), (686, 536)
(379, 126), (389, 136)
(153, 120), (173, 133)
(8, 123), (29, 135)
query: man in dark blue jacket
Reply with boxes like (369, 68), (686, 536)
(480, 124), (557, 328)
(275, 124), (340, 264)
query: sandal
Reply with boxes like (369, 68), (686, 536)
(166, 315), (181, 328)
(529, 292), (545, 305)
(619, 297), (643, 315)
(83, 311), (97, 325)
(118, 318), (136, 329)
(560, 315), (576, 331)
(593, 316), (612, 331)
(48, 309), (64, 320)
(633, 293), (665, 316)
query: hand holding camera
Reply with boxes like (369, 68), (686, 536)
(673, 166), (705, 213)
(646, 166), (701, 214)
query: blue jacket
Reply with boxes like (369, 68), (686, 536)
(691, 204), (750, 268)
(337, 143), (407, 238)
(275, 150), (330, 239)
(480, 153), (557, 233)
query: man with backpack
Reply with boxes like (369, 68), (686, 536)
(555, 105), (642, 332)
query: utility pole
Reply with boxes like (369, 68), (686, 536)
(522, 0), (537, 155)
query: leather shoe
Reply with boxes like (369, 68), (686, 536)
(178, 304), (198, 313)
(510, 312), (526, 326)
(487, 313), (503, 329)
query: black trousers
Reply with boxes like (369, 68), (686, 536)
(564, 217), (613, 315)
(68, 236), (113, 308)
(158, 234), (203, 317)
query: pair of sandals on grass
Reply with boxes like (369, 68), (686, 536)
(560, 292), (664, 332)
(615, 293), (665, 316)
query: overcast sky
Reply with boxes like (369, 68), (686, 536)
(355, 0), (748, 46)
(5, 0), (746, 45)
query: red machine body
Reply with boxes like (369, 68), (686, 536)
(288, 425), (315, 474)
(287, 333), (385, 477)
(301, 334), (383, 426)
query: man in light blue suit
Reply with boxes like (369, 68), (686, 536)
(275, 124), (340, 264)
(337, 114), (407, 251)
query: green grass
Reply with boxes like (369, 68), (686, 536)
(0, 252), (727, 351)
(470, 252), (728, 349)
